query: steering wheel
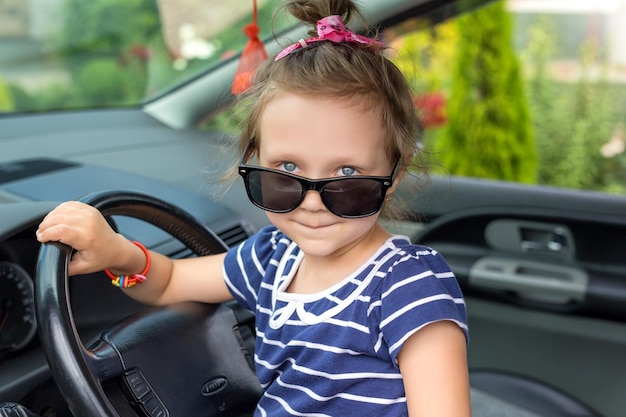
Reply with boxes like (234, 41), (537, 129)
(35, 191), (262, 417)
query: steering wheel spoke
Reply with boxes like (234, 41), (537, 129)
(86, 339), (126, 382)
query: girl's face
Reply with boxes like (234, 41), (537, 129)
(257, 91), (397, 260)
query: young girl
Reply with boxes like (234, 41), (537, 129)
(36, 0), (470, 415)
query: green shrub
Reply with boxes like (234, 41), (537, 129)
(76, 58), (128, 105)
(435, 0), (536, 183)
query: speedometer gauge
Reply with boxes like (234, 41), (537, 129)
(0, 262), (37, 352)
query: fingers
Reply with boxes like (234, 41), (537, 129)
(36, 201), (121, 276)
(36, 201), (104, 249)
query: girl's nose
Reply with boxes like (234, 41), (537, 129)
(297, 189), (327, 213)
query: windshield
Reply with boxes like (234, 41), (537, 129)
(0, 0), (290, 114)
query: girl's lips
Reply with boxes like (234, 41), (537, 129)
(299, 224), (326, 230)
(296, 221), (334, 231)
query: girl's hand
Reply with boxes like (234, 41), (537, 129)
(36, 201), (131, 276)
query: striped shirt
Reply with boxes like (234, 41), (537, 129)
(224, 225), (468, 417)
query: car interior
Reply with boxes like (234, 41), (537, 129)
(1, 0), (625, 416)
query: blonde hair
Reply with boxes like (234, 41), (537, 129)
(235, 0), (426, 220)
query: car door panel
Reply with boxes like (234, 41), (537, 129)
(401, 175), (626, 417)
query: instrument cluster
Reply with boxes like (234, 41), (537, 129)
(0, 261), (37, 356)
(0, 229), (41, 362)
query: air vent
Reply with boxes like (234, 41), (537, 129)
(218, 224), (250, 247)
(0, 159), (78, 185)
(164, 223), (251, 259)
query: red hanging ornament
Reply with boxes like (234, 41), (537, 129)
(232, 0), (268, 95)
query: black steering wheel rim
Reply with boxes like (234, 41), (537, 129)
(34, 190), (231, 417)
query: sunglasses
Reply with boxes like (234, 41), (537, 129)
(238, 158), (400, 219)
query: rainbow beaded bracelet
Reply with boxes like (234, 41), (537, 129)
(104, 241), (151, 288)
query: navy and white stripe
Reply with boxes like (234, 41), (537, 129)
(224, 225), (468, 417)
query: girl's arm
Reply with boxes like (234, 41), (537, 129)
(36, 201), (233, 306)
(397, 320), (471, 417)
(121, 249), (233, 305)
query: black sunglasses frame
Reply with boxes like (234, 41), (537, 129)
(238, 159), (400, 218)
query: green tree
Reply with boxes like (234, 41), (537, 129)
(53, 0), (161, 106)
(435, 0), (536, 183)
(58, 0), (160, 68)
(52, 0), (287, 110)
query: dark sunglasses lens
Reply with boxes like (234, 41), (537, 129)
(246, 170), (304, 212)
(322, 178), (384, 217)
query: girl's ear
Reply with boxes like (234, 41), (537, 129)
(389, 152), (413, 193)
(388, 163), (407, 195)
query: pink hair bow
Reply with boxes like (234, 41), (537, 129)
(275, 15), (382, 61)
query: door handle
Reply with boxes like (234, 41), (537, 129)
(469, 256), (588, 304)
(485, 220), (575, 258)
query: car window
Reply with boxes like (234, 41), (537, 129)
(384, 0), (626, 196)
(0, 0), (291, 113)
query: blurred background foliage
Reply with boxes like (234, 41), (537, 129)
(2, 0), (625, 194)
(7, 0), (286, 111)
(389, 0), (625, 194)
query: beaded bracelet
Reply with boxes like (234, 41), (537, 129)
(105, 241), (151, 288)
